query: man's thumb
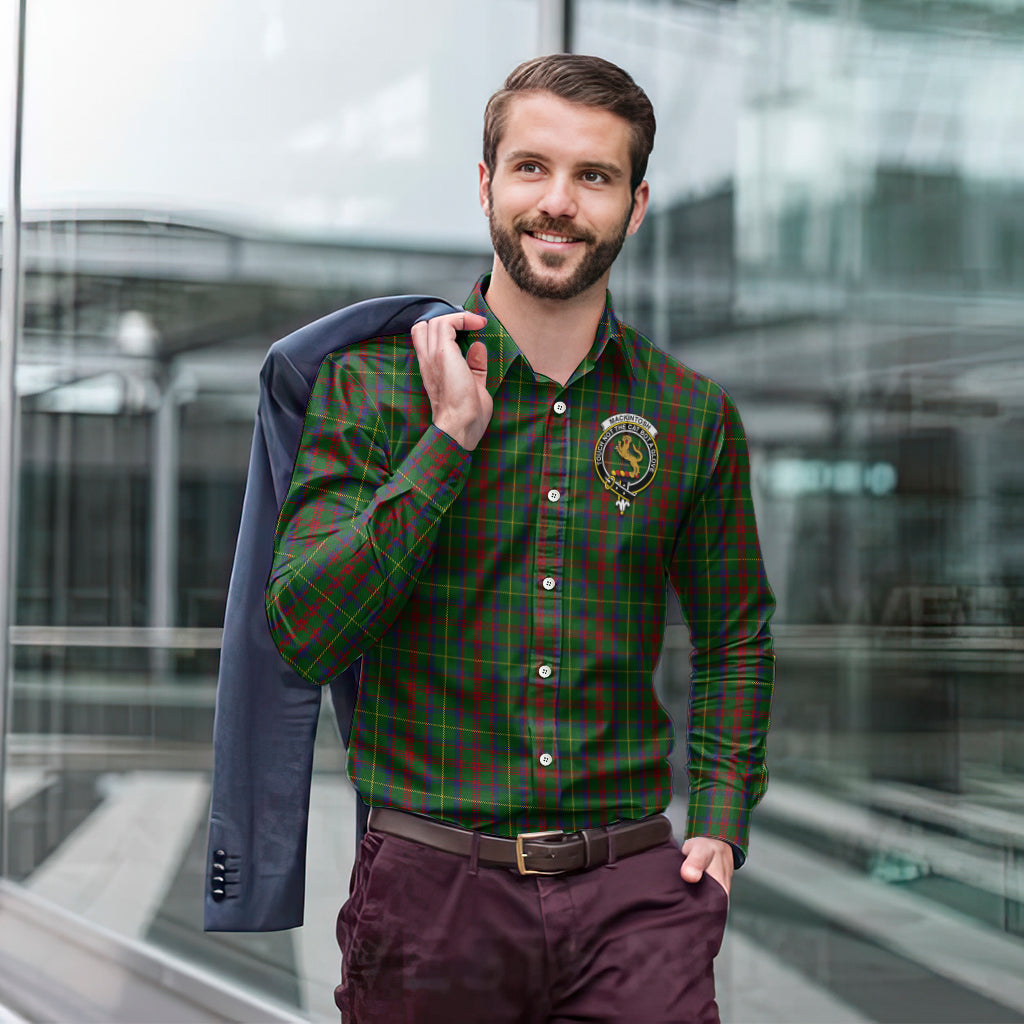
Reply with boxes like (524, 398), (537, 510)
(466, 340), (488, 376)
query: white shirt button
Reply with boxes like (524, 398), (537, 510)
(547, 489), (560, 502)
(553, 401), (567, 415)
(542, 577), (556, 591)
(539, 753), (553, 767)
(538, 664), (552, 679)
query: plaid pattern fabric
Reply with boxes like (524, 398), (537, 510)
(267, 275), (775, 859)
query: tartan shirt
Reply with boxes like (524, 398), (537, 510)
(266, 274), (775, 862)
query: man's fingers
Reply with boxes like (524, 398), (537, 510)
(466, 340), (488, 375)
(410, 318), (431, 348)
(680, 853), (709, 883)
(679, 840), (713, 882)
(679, 837), (734, 895)
(431, 311), (487, 345)
(459, 311), (488, 331)
(411, 307), (483, 331)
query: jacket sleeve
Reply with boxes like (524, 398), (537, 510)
(668, 388), (775, 866)
(266, 354), (471, 685)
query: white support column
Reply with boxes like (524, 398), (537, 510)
(537, 0), (570, 53)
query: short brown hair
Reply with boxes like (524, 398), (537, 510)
(483, 54), (656, 193)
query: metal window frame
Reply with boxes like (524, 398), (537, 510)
(538, 0), (574, 52)
(0, 0), (27, 881)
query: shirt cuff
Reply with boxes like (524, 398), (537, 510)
(686, 785), (751, 868)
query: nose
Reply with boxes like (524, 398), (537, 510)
(536, 174), (578, 220)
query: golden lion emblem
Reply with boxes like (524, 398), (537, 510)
(614, 435), (643, 477)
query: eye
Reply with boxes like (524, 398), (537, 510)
(517, 162), (542, 174)
(582, 170), (608, 184)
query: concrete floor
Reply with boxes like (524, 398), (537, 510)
(6, 770), (1024, 1023)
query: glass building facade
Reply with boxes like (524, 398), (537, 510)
(1, 1), (1023, 1020)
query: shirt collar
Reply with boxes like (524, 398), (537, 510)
(460, 274), (640, 390)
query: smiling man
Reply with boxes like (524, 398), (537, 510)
(266, 54), (775, 1023)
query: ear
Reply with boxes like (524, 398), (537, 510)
(625, 180), (650, 237)
(478, 161), (492, 216)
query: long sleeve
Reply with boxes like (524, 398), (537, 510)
(668, 388), (775, 865)
(266, 355), (471, 685)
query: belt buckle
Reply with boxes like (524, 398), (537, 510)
(515, 830), (565, 875)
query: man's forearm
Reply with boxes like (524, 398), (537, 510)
(686, 624), (775, 864)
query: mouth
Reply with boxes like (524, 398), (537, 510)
(528, 230), (580, 244)
(523, 228), (591, 253)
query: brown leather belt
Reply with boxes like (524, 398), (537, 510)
(368, 807), (673, 876)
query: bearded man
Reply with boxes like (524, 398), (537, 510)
(266, 53), (775, 1024)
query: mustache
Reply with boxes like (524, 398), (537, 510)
(513, 217), (595, 244)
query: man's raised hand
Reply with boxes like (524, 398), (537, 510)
(411, 310), (491, 451)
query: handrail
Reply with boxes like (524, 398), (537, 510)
(9, 625), (223, 649)
(6, 622), (1024, 652)
(0, 880), (308, 1023)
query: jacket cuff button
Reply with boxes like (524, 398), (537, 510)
(211, 888), (226, 902)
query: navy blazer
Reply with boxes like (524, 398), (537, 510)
(204, 294), (459, 932)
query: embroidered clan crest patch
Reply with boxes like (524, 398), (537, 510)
(594, 413), (659, 515)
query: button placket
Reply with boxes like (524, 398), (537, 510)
(529, 389), (570, 808)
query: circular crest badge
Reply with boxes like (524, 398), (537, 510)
(593, 413), (659, 515)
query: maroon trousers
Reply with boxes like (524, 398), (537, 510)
(335, 826), (728, 1023)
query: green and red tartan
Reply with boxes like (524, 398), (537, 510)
(267, 275), (775, 860)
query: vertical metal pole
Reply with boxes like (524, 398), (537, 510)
(0, 0), (28, 878)
(149, 364), (178, 675)
(537, 0), (570, 53)
(150, 367), (177, 632)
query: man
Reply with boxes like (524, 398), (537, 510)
(266, 54), (774, 1023)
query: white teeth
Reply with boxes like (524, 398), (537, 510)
(533, 232), (575, 244)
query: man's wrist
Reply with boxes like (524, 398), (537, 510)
(687, 834), (744, 869)
(434, 416), (473, 451)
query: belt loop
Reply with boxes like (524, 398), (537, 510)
(468, 831), (480, 877)
(606, 827), (618, 869)
(581, 829), (593, 869)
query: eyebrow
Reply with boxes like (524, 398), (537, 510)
(503, 150), (626, 181)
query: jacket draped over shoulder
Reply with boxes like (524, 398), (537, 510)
(204, 295), (458, 932)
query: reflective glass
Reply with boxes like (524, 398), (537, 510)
(12, 0), (1024, 1018)
(576, 1), (1024, 1020)
(9, 1), (537, 1018)
(0, 0), (16, 410)
(0, 2), (11, 215)
(0, 0), (18, 895)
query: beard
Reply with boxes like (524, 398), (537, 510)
(487, 187), (631, 301)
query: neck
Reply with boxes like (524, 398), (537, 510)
(484, 259), (608, 386)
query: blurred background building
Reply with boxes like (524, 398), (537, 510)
(1, 0), (1023, 1021)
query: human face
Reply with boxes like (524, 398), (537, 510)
(479, 92), (649, 302)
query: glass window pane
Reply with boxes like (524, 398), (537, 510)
(0, 1), (12, 215)
(575, 1), (1024, 1020)
(22, 0), (538, 247)
(11, 2), (539, 1019)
